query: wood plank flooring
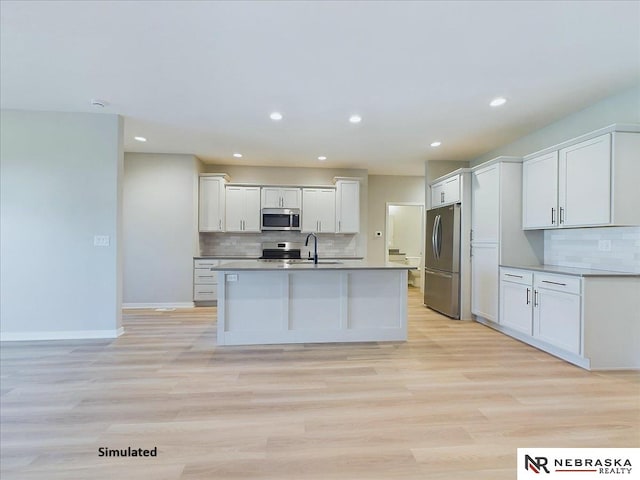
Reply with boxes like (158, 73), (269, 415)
(1, 288), (638, 479)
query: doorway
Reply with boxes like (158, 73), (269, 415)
(385, 203), (424, 290)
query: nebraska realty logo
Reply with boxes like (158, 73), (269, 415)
(518, 449), (638, 479)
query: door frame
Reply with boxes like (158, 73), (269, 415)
(385, 202), (425, 292)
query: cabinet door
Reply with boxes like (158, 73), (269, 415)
(471, 165), (499, 242)
(523, 152), (558, 229)
(559, 134), (611, 227)
(471, 243), (499, 322)
(261, 188), (281, 208)
(318, 189), (336, 232)
(431, 182), (444, 207)
(199, 177), (224, 232)
(242, 187), (261, 232)
(335, 181), (359, 233)
(302, 189), (321, 232)
(500, 281), (532, 334)
(533, 288), (581, 354)
(281, 188), (301, 209)
(225, 187), (245, 232)
(443, 176), (460, 204)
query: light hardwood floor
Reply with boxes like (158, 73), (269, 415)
(1, 288), (638, 479)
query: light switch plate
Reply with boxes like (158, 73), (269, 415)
(226, 274), (238, 282)
(93, 235), (110, 247)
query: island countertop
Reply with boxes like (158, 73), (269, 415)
(500, 264), (640, 277)
(210, 260), (416, 271)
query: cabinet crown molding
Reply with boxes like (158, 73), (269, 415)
(471, 156), (522, 172)
(199, 173), (230, 182)
(429, 168), (471, 186)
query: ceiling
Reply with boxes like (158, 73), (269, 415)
(1, 1), (639, 175)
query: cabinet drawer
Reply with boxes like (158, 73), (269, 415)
(194, 269), (218, 284)
(534, 273), (581, 295)
(500, 268), (533, 286)
(194, 284), (217, 301)
(194, 259), (220, 269)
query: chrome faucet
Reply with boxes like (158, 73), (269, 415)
(305, 232), (318, 264)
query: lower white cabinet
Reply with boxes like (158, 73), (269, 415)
(194, 259), (219, 302)
(495, 267), (640, 370)
(471, 243), (499, 322)
(499, 268), (581, 355)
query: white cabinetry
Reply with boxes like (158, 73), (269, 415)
(198, 175), (228, 232)
(225, 186), (261, 232)
(193, 259), (219, 302)
(430, 175), (460, 207)
(302, 188), (335, 233)
(533, 274), (581, 354)
(335, 179), (360, 233)
(470, 158), (542, 323)
(523, 128), (640, 229)
(496, 267), (640, 370)
(471, 243), (499, 321)
(261, 187), (301, 208)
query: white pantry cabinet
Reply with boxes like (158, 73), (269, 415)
(335, 178), (360, 233)
(198, 174), (228, 232)
(522, 127), (640, 229)
(430, 174), (460, 207)
(495, 267), (640, 370)
(302, 188), (336, 233)
(470, 158), (542, 324)
(261, 187), (301, 209)
(225, 186), (261, 232)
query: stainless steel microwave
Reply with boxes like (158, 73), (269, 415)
(261, 208), (301, 231)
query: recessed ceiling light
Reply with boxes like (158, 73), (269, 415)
(270, 112), (283, 121)
(134, 136), (147, 142)
(318, 156), (327, 161)
(430, 141), (441, 147)
(233, 153), (243, 158)
(90, 98), (108, 108)
(489, 97), (507, 107)
(349, 115), (362, 124)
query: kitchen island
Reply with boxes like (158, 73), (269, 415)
(210, 260), (415, 345)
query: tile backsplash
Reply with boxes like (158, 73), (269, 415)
(200, 231), (358, 258)
(544, 227), (640, 273)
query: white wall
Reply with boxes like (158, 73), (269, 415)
(470, 85), (640, 166)
(368, 175), (425, 265)
(388, 205), (423, 258)
(123, 153), (200, 307)
(0, 110), (123, 340)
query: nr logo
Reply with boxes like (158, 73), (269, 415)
(525, 455), (551, 474)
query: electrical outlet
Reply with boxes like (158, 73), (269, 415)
(226, 274), (238, 282)
(93, 235), (110, 247)
(598, 239), (612, 252)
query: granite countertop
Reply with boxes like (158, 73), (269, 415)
(194, 255), (365, 260)
(501, 264), (640, 277)
(209, 260), (415, 271)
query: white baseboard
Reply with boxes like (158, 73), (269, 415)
(1, 328), (123, 342)
(122, 302), (195, 309)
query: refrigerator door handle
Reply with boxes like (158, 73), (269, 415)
(435, 214), (442, 259)
(431, 215), (439, 260)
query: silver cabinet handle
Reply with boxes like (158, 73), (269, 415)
(551, 208), (555, 225)
(505, 274), (523, 278)
(441, 191), (444, 203)
(526, 288), (530, 305)
(559, 207), (564, 224)
(338, 220), (341, 232)
(541, 280), (566, 286)
(534, 290), (539, 307)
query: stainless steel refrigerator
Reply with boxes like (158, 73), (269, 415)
(424, 203), (461, 319)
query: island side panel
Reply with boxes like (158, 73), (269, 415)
(289, 271), (342, 331)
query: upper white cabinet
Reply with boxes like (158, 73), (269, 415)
(261, 187), (301, 209)
(522, 152), (559, 229)
(431, 175), (460, 207)
(225, 186), (261, 232)
(471, 163), (500, 243)
(523, 127), (640, 229)
(302, 188), (336, 233)
(335, 179), (360, 233)
(198, 174), (228, 232)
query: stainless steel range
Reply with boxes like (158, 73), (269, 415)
(259, 242), (303, 262)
